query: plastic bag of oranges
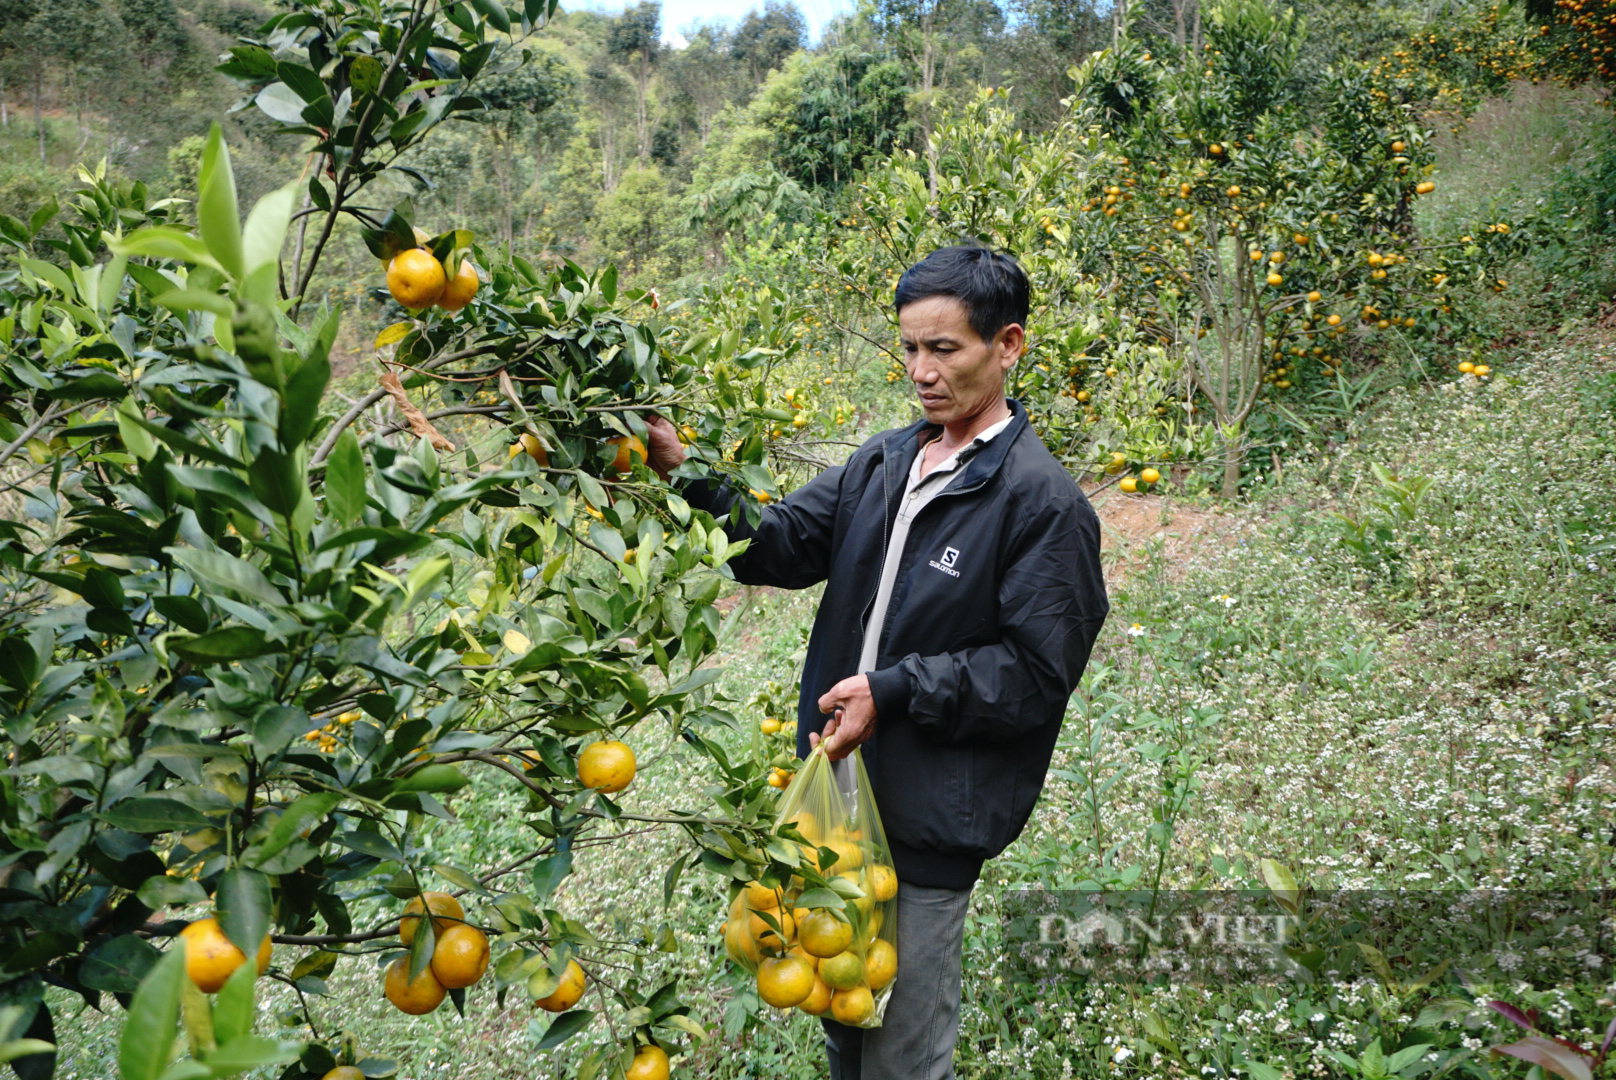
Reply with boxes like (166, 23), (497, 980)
(722, 744), (898, 1028)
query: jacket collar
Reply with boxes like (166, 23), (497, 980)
(880, 398), (1029, 504)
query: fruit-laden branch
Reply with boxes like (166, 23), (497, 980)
(0, 403), (75, 471)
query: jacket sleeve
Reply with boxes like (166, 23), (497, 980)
(679, 461), (849, 590)
(863, 493), (1108, 743)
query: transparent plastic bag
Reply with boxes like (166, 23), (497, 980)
(721, 744), (898, 1028)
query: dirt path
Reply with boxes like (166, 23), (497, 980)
(1084, 487), (1242, 587)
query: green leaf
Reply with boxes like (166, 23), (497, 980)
(79, 934), (162, 993)
(242, 180), (298, 278)
(323, 430), (368, 523)
(254, 82), (309, 125)
(251, 792), (341, 867)
(112, 227), (221, 272)
(168, 627), (282, 664)
(138, 875), (209, 910)
(532, 1010), (593, 1051)
(166, 548), (287, 606)
(280, 350), (330, 448)
(1242, 1063), (1286, 1080)
(394, 764), (468, 794)
(152, 595), (210, 634)
(103, 796), (214, 833)
(197, 123), (243, 280)
(203, 1034), (299, 1071)
(118, 397), (158, 460)
(211, 961), (257, 1045)
(248, 448), (307, 518)
(215, 867), (272, 957)
(119, 947), (185, 1080)
(1258, 857), (1299, 913)
(530, 851), (572, 904)
(249, 704), (313, 758)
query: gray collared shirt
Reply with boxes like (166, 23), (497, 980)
(857, 410), (1014, 677)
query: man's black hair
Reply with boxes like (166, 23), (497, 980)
(894, 245), (1030, 344)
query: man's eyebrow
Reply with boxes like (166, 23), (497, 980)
(900, 333), (965, 347)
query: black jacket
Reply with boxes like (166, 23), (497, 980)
(683, 400), (1108, 888)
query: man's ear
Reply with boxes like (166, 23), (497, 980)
(998, 323), (1026, 369)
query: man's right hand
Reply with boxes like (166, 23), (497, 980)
(644, 415), (686, 481)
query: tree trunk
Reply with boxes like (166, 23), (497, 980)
(1220, 430), (1242, 499)
(1, 70), (9, 127)
(33, 66), (45, 162)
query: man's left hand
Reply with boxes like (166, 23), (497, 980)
(812, 675), (877, 761)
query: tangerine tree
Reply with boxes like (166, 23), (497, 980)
(0, 0), (815, 1072)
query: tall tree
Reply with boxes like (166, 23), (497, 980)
(731, 0), (805, 83)
(477, 51), (579, 242)
(0, 0), (39, 127)
(663, 25), (745, 148)
(607, 0), (661, 165)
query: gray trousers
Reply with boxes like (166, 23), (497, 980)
(821, 881), (974, 1080)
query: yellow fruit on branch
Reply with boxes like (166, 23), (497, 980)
(1326, 314), (1342, 326)
(743, 881), (781, 909)
(1307, 291), (1322, 303)
(625, 1045), (670, 1080)
(400, 891), (464, 946)
(532, 959), (587, 1011)
(437, 259), (480, 312)
(758, 954), (817, 1007)
(1415, 181), (1435, 194)
(603, 435), (647, 477)
(386, 248), (447, 310)
(748, 907), (795, 953)
(1141, 467), (1161, 485)
(1266, 272), (1283, 287)
(723, 918), (762, 967)
(323, 1069), (366, 1080)
(1391, 140), (1406, 152)
(1226, 185), (1241, 196)
(180, 918), (271, 993)
(510, 432), (549, 467)
(430, 924), (490, 989)
(384, 956), (446, 1015)
(577, 740), (636, 793)
(1269, 251), (1286, 264)
(1119, 476), (1138, 493)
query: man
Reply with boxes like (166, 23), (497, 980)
(644, 245), (1108, 1080)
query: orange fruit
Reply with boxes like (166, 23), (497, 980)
(1326, 314), (1342, 326)
(386, 248), (447, 309)
(831, 986), (875, 1024)
(1119, 477), (1138, 493)
(798, 910), (854, 958)
(510, 432), (549, 467)
(577, 740), (635, 793)
(869, 865), (898, 902)
(724, 918), (762, 967)
(757, 954), (817, 1008)
(823, 839), (863, 871)
(866, 939), (897, 991)
(400, 891), (464, 946)
(1140, 467), (1161, 485)
(797, 974), (834, 1016)
(384, 956), (446, 1015)
(743, 881), (780, 910)
(625, 1045), (670, 1080)
(818, 949), (865, 991)
(747, 907), (795, 954)
(1266, 272), (1283, 287)
(430, 924), (490, 989)
(180, 918), (270, 993)
(323, 1069), (366, 1080)
(604, 435), (647, 477)
(437, 258), (479, 312)
(1306, 291), (1322, 303)
(1416, 181), (1435, 194)
(533, 959), (587, 1011)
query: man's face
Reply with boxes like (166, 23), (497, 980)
(898, 295), (1023, 428)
